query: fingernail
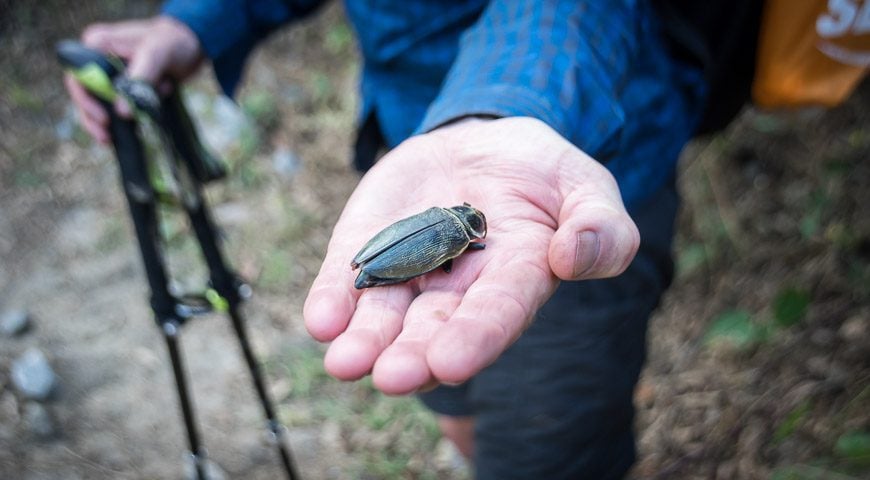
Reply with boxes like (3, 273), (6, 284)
(573, 230), (600, 278)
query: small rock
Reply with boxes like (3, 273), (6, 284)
(189, 93), (251, 153)
(23, 402), (55, 439)
(268, 377), (292, 402)
(634, 380), (656, 408)
(11, 348), (58, 401)
(806, 355), (831, 378)
(272, 147), (301, 179)
(213, 202), (251, 226)
(281, 84), (304, 104)
(54, 104), (77, 141)
(671, 426), (696, 445)
(783, 380), (819, 409)
(839, 315), (867, 341)
(1, 309), (31, 336)
(433, 438), (470, 475)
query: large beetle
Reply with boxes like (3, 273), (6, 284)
(351, 203), (487, 289)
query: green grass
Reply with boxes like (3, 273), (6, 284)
(241, 90), (281, 132)
(773, 401), (812, 444)
(773, 287), (811, 328)
(257, 249), (295, 292)
(704, 309), (766, 350)
(835, 431), (870, 467)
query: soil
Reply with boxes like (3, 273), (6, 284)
(1, 2), (868, 480)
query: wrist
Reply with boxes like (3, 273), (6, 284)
(157, 15), (202, 56)
(426, 114), (502, 144)
(431, 114), (500, 131)
(153, 15), (204, 80)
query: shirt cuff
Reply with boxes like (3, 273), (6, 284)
(417, 82), (625, 162)
(417, 84), (559, 133)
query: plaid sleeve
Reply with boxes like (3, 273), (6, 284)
(417, 0), (640, 159)
(162, 0), (326, 96)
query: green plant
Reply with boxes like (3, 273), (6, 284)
(773, 287), (811, 328)
(258, 249), (295, 291)
(773, 401), (812, 444)
(242, 90), (281, 132)
(704, 309), (767, 349)
(835, 431), (870, 466)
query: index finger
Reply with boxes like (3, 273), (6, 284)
(303, 232), (366, 342)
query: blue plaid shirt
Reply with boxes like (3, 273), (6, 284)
(163, 0), (706, 208)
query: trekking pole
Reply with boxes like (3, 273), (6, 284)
(57, 40), (300, 480)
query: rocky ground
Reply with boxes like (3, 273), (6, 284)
(1, 2), (868, 479)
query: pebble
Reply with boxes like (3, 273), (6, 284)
(54, 104), (77, 141)
(839, 315), (867, 341)
(805, 355), (831, 378)
(268, 377), (292, 402)
(11, 348), (58, 401)
(433, 438), (470, 475)
(187, 91), (251, 153)
(212, 202), (251, 226)
(1, 309), (31, 336)
(23, 401), (55, 439)
(272, 147), (301, 179)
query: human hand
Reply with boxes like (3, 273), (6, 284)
(304, 117), (640, 395)
(63, 16), (203, 144)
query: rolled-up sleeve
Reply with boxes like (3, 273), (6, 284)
(418, 0), (640, 159)
(162, 0), (326, 95)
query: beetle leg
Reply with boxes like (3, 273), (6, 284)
(467, 242), (486, 251)
(442, 259), (453, 273)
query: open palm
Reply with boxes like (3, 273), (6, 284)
(304, 117), (639, 395)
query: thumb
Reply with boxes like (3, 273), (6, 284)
(548, 178), (640, 281)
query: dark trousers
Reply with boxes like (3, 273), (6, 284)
(419, 180), (679, 479)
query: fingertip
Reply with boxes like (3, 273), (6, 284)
(81, 23), (110, 48)
(549, 212), (640, 281)
(323, 331), (378, 381)
(303, 287), (354, 342)
(372, 348), (431, 395)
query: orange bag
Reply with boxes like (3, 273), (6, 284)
(753, 0), (870, 108)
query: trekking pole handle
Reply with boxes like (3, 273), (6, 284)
(57, 40), (153, 204)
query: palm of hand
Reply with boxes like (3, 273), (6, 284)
(304, 117), (637, 394)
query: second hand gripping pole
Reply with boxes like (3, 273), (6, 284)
(56, 40), (300, 480)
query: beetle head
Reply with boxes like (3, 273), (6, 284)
(449, 204), (487, 240)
